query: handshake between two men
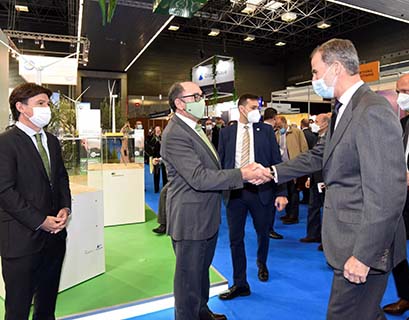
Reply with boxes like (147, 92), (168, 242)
(240, 162), (273, 185)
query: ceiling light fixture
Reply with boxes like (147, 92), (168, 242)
(241, 4), (257, 14)
(317, 21), (331, 29)
(244, 35), (255, 42)
(265, 1), (284, 11)
(208, 28), (220, 36)
(15, 4), (29, 12)
(40, 39), (45, 49)
(168, 24), (179, 31)
(281, 12), (297, 22)
(275, 41), (286, 46)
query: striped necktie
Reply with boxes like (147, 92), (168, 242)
(194, 124), (219, 160)
(240, 125), (250, 167)
(34, 133), (51, 179)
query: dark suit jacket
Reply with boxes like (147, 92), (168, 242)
(218, 122), (286, 205)
(302, 128), (318, 150)
(161, 115), (243, 241)
(276, 84), (407, 273)
(0, 127), (71, 258)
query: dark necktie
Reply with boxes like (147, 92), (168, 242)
(34, 133), (51, 179)
(330, 100), (342, 136)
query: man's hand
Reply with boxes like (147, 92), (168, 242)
(343, 256), (370, 284)
(40, 216), (64, 234)
(275, 196), (288, 211)
(152, 158), (160, 165)
(241, 162), (272, 185)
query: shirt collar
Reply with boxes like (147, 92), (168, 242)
(15, 121), (45, 137)
(338, 80), (364, 107)
(175, 112), (198, 131)
(238, 121), (253, 129)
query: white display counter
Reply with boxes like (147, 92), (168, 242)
(88, 163), (145, 226)
(0, 181), (105, 298)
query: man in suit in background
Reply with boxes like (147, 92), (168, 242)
(382, 73), (409, 316)
(204, 118), (220, 150)
(263, 107), (284, 240)
(0, 83), (71, 320)
(161, 82), (272, 320)
(217, 95), (287, 300)
(275, 115), (308, 224)
(299, 113), (330, 248)
(272, 38), (407, 319)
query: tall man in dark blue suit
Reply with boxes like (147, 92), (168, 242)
(218, 94), (288, 300)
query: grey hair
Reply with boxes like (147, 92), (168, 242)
(311, 38), (360, 75)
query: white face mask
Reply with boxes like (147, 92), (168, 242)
(136, 124), (143, 129)
(397, 93), (409, 111)
(28, 106), (52, 128)
(310, 123), (320, 133)
(205, 125), (213, 131)
(246, 109), (261, 123)
(312, 64), (337, 99)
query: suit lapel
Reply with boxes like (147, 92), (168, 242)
(323, 84), (368, 167)
(46, 132), (56, 183)
(173, 116), (221, 169)
(252, 123), (261, 161)
(403, 119), (409, 151)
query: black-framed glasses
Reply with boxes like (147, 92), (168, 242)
(179, 93), (204, 102)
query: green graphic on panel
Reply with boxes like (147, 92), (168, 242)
(153, 0), (208, 18)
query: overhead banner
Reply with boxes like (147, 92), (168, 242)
(359, 61), (380, 83)
(19, 55), (78, 85)
(192, 59), (235, 96)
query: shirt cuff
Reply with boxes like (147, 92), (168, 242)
(270, 166), (278, 183)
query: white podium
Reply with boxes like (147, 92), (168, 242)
(0, 181), (105, 298)
(88, 163), (145, 226)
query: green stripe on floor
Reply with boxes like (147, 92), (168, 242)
(0, 206), (225, 318)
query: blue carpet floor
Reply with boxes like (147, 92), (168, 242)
(131, 166), (408, 320)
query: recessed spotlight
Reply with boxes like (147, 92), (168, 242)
(281, 12), (297, 22)
(244, 35), (255, 42)
(15, 4), (29, 12)
(275, 41), (286, 46)
(168, 25), (179, 31)
(208, 29), (220, 37)
(317, 21), (331, 29)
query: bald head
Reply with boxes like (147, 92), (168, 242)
(397, 74), (409, 94)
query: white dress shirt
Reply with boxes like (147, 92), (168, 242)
(175, 113), (202, 138)
(235, 122), (255, 168)
(15, 121), (50, 162)
(335, 80), (364, 130)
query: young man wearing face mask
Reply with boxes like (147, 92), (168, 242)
(217, 94), (288, 300)
(271, 38), (407, 319)
(162, 82), (273, 320)
(0, 83), (71, 320)
(382, 73), (409, 316)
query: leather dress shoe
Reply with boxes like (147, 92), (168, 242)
(199, 310), (227, 320)
(282, 217), (299, 225)
(299, 236), (321, 243)
(258, 263), (269, 282)
(317, 243), (323, 251)
(269, 231), (284, 240)
(152, 224), (166, 234)
(219, 285), (250, 300)
(383, 299), (409, 315)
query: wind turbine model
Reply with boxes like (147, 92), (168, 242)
(108, 80), (118, 133)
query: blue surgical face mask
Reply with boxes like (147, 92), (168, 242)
(312, 64), (337, 99)
(279, 127), (286, 135)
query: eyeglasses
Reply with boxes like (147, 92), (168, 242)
(179, 93), (204, 102)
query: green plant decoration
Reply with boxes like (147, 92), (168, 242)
(48, 96), (76, 137)
(210, 56), (218, 106)
(98, 0), (118, 26)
